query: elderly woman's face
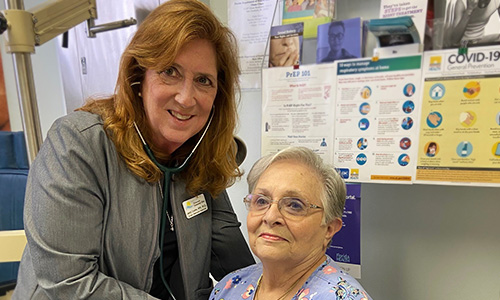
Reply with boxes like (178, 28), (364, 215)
(247, 159), (338, 264)
(141, 38), (217, 154)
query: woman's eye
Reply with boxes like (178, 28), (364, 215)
(162, 67), (178, 77)
(196, 76), (212, 87)
(254, 196), (270, 206)
(285, 198), (306, 211)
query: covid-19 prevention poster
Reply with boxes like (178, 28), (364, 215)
(416, 45), (500, 186)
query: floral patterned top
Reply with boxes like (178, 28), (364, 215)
(209, 255), (371, 300)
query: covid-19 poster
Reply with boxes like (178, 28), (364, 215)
(416, 46), (500, 186)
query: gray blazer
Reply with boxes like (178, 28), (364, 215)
(13, 111), (254, 299)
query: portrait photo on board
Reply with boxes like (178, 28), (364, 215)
(316, 17), (362, 64)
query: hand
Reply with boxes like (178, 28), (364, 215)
(277, 48), (299, 67)
(466, 0), (480, 13)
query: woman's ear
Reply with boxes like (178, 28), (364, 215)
(324, 217), (343, 244)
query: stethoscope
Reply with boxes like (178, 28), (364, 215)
(133, 108), (214, 300)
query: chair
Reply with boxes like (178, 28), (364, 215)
(0, 131), (29, 296)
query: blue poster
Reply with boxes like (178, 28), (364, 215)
(327, 183), (361, 278)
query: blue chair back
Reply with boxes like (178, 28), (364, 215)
(0, 131), (29, 284)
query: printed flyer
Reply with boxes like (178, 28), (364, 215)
(328, 183), (362, 279)
(333, 56), (422, 183)
(261, 63), (336, 163)
(416, 46), (500, 186)
(379, 0), (428, 46)
(227, 0), (278, 90)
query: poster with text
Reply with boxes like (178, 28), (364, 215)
(333, 56), (422, 183)
(379, 0), (428, 46)
(328, 183), (362, 279)
(416, 46), (500, 186)
(228, 0), (278, 90)
(261, 63), (336, 163)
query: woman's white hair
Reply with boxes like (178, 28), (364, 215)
(247, 146), (346, 225)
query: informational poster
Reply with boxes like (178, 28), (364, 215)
(333, 56), (422, 183)
(416, 46), (500, 186)
(328, 184), (362, 279)
(261, 63), (336, 163)
(228, 0), (278, 90)
(379, 0), (428, 45)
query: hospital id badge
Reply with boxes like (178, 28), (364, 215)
(182, 194), (208, 219)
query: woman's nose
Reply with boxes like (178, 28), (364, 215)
(174, 80), (196, 108)
(262, 202), (285, 226)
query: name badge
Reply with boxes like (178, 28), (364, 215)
(182, 194), (208, 219)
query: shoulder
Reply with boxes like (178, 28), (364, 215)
(39, 111), (116, 166)
(51, 111), (103, 134)
(210, 264), (261, 299)
(46, 111), (112, 148)
(301, 256), (372, 299)
(341, 48), (357, 58)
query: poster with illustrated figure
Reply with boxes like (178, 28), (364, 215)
(416, 45), (500, 186)
(333, 55), (422, 183)
(261, 63), (336, 163)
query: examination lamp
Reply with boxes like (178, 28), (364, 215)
(0, 0), (136, 164)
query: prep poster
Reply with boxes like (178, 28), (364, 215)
(261, 63), (336, 163)
(328, 184), (362, 279)
(333, 56), (422, 183)
(416, 46), (500, 186)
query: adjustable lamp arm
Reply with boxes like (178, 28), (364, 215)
(0, 0), (136, 164)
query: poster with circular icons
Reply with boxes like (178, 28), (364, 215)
(417, 47), (500, 185)
(358, 118), (370, 131)
(493, 142), (500, 157)
(360, 86), (371, 99)
(357, 138), (368, 150)
(429, 83), (445, 100)
(400, 137), (411, 150)
(459, 111), (477, 127)
(463, 81), (480, 98)
(356, 153), (367, 165)
(424, 141), (439, 157)
(426, 111), (442, 128)
(401, 117), (413, 130)
(402, 100), (414, 114)
(403, 83), (415, 97)
(398, 154), (410, 166)
(456, 141), (473, 157)
(359, 102), (370, 115)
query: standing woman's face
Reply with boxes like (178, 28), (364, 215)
(141, 38), (218, 154)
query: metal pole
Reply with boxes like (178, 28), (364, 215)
(5, 0), (42, 164)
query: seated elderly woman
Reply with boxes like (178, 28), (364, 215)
(210, 147), (371, 300)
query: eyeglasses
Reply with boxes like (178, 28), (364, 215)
(328, 33), (344, 40)
(243, 194), (322, 219)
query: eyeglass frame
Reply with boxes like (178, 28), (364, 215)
(328, 32), (344, 40)
(243, 193), (323, 218)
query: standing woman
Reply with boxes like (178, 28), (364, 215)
(13, 0), (254, 299)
